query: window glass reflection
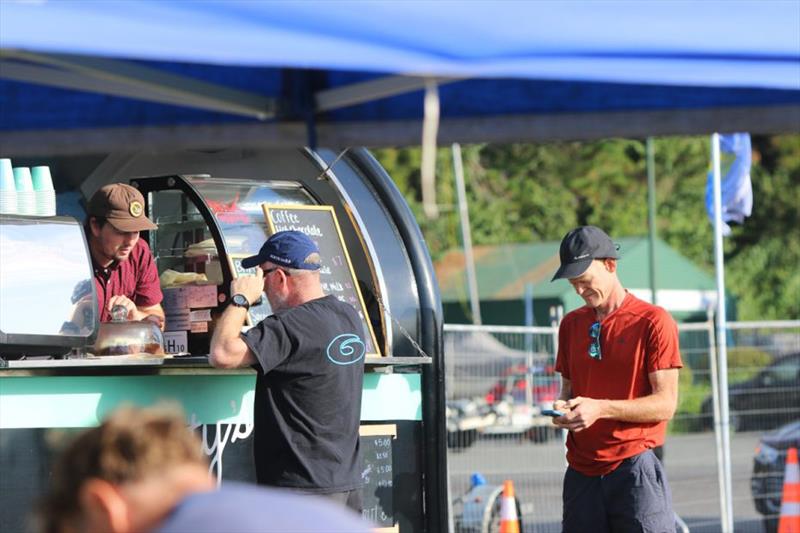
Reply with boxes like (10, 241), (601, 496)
(148, 178), (316, 328)
(0, 220), (95, 336)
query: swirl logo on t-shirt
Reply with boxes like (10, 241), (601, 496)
(326, 333), (366, 365)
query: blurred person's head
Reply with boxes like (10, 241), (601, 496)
(37, 405), (213, 533)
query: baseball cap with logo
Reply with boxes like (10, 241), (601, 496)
(87, 183), (157, 232)
(551, 225), (620, 281)
(241, 230), (321, 270)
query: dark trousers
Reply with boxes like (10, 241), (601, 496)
(562, 450), (675, 533)
(322, 489), (364, 514)
(293, 488), (363, 514)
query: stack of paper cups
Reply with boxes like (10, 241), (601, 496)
(14, 167), (36, 215)
(31, 166), (56, 216)
(0, 158), (17, 215)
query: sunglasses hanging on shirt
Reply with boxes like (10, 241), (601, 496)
(588, 321), (602, 360)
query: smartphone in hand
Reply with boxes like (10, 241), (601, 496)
(541, 409), (565, 418)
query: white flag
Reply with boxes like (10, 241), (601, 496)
(706, 133), (753, 236)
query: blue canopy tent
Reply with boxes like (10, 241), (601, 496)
(1, 0), (798, 155)
(1, 2), (798, 531)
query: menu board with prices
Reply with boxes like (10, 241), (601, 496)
(359, 424), (397, 531)
(261, 204), (380, 357)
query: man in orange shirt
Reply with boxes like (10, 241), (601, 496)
(550, 226), (682, 533)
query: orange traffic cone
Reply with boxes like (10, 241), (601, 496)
(778, 447), (800, 533)
(499, 479), (520, 533)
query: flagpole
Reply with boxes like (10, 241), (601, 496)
(711, 132), (734, 533)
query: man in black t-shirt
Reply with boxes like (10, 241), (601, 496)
(210, 231), (365, 513)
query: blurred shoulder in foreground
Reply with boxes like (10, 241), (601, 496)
(36, 405), (371, 533)
(155, 481), (371, 533)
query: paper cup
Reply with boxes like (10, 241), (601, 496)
(13, 167), (34, 192)
(35, 190), (57, 216)
(17, 190), (36, 215)
(31, 166), (54, 191)
(0, 159), (14, 191)
(0, 190), (17, 214)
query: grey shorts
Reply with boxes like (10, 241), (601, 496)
(562, 449), (675, 533)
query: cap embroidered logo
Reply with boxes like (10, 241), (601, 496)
(129, 201), (143, 217)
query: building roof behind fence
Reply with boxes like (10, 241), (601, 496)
(435, 236), (717, 308)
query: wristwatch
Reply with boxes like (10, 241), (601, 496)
(230, 294), (251, 310)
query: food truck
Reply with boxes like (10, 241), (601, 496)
(0, 147), (447, 532)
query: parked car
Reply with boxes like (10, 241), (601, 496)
(751, 420), (800, 533)
(446, 398), (497, 450)
(484, 363), (560, 408)
(701, 352), (800, 431)
(480, 363), (562, 442)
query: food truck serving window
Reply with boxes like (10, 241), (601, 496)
(150, 177), (315, 274)
(140, 174), (382, 355)
(147, 177), (319, 326)
(185, 177), (315, 256)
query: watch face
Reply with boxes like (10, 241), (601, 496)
(232, 294), (250, 308)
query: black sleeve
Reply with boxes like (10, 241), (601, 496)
(241, 316), (291, 374)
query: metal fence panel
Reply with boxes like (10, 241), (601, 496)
(445, 321), (800, 533)
(725, 322), (800, 533)
(445, 324), (562, 532)
(671, 323), (724, 532)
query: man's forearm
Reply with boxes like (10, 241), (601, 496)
(209, 306), (250, 368)
(601, 368), (679, 423)
(134, 304), (165, 328)
(598, 391), (676, 423)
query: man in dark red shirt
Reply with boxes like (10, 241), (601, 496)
(550, 226), (682, 533)
(85, 184), (164, 325)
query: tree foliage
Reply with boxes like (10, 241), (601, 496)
(373, 134), (800, 320)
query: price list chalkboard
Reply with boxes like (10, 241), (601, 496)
(359, 425), (397, 531)
(261, 204), (380, 356)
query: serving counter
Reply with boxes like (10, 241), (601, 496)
(0, 356), (428, 531)
(0, 356), (428, 436)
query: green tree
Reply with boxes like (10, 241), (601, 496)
(374, 134), (800, 319)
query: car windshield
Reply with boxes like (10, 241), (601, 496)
(765, 356), (799, 384)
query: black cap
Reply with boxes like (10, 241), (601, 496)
(551, 226), (619, 281)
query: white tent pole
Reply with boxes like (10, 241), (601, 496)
(646, 137), (658, 305)
(421, 80), (440, 219)
(711, 132), (734, 533)
(452, 143), (481, 325)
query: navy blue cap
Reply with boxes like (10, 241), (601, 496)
(551, 226), (619, 281)
(240, 231), (321, 270)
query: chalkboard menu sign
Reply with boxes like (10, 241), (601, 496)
(261, 204), (380, 356)
(359, 424), (397, 531)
